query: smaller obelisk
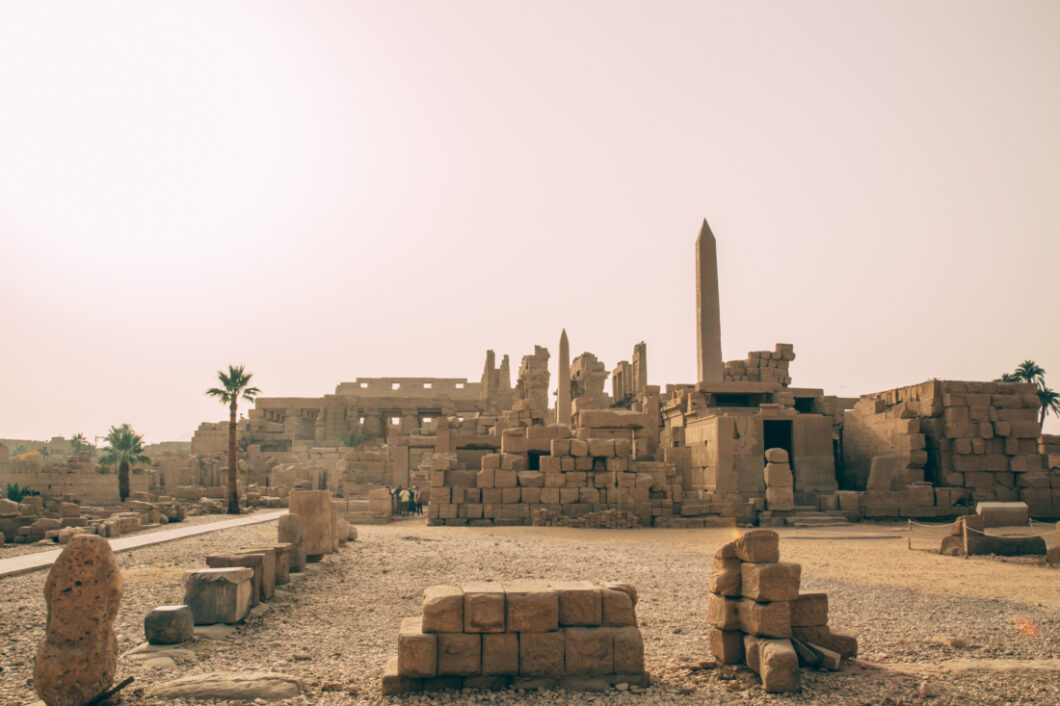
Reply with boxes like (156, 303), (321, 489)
(696, 219), (724, 383)
(557, 329), (571, 425)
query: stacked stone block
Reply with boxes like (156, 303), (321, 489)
(430, 431), (682, 527)
(708, 530), (857, 693)
(382, 581), (647, 695)
(763, 448), (794, 511)
(723, 343), (794, 386)
(0, 494), (193, 545)
(532, 507), (640, 528)
(844, 381), (1056, 518)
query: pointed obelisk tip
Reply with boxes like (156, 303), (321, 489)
(698, 217), (715, 242)
(560, 328), (568, 341)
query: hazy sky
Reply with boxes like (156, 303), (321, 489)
(2, 1), (1059, 444)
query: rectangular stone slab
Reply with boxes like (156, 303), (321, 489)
(205, 553), (265, 607)
(482, 633), (519, 675)
(463, 582), (506, 633)
(790, 593), (828, 627)
(398, 617), (437, 678)
(182, 567), (253, 625)
(422, 585), (464, 634)
(553, 581), (602, 626)
(504, 582), (558, 633)
(519, 631), (565, 677)
(738, 598), (791, 638)
(740, 562), (800, 602)
(564, 627), (614, 675)
(612, 626), (645, 675)
(437, 633), (481, 676)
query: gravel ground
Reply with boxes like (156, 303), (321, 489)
(2, 519), (1059, 706)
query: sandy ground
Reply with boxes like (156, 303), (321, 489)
(2, 518), (1059, 706)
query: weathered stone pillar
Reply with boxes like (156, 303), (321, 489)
(557, 329), (571, 425)
(696, 218), (723, 383)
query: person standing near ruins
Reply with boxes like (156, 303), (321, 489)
(413, 487), (423, 515)
(398, 487), (411, 516)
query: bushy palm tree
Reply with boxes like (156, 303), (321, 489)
(1015, 360), (1046, 387)
(98, 424), (150, 503)
(207, 364), (261, 514)
(1038, 386), (1060, 426)
(994, 372), (1021, 383)
(69, 433), (91, 455)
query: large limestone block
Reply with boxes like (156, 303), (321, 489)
(239, 547), (277, 600)
(707, 594), (740, 630)
(278, 514), (306, 572)
(553, 581), (602, 626)
(463, 582), (506, 633)
(734, 530), (780, 563)
(790, 593), (828, 627)
(738, 598), (791, 638)
(758, 638), (800, 693)
(437, 633), (481, 676)
(612, 625), (645, 674)
(709, 628), (744, 664)
(765, 487), (795, 511)
(397, 617), (437, 678)
(422, 585), (464, 634)
(504, 581), (558, 632)
(791, 626), (858, 658)
(764, 448), (789, 464)
(601, 587), (636, 626)
(145, 605), (194, 644)
(34, 535), (123, 706)
(183, 567), (253, 625)
(764, 463), (793, 488)
(708, 568), (741, 597)
(482, 633), (519, 674)
(148, 671), (303, 701)
(564, 627), (613, 675)
(205, 553), (266, 606)
(288, 490), (333, 558)
(519, 631), (565, 677)
(975, 501), (1030, 527)
(740, 562), (801, 602)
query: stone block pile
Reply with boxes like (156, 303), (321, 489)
(763, 448), (794, 511)
(723, 343), (795, 386)
(0, 494), (191, 545)
(382, 581), (647, 695)
(708, 530), (857, 693)
(430, 433), (683, 528)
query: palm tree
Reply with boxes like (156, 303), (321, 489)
(1038, 386), (1060, 426)
(207, 364), (261, 514)
(994, 372), (1021, 383)
(98, 424), (150, 503)
(69, 433), (90, 455)
(1015, 360), (1046, 387)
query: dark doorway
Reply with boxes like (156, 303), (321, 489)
(763, 419), (794, 472)
(527, 451), (543, 471)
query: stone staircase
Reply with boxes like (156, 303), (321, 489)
(782, 505), (852, 527)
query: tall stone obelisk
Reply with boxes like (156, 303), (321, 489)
(696, 219), (723, 383)
(557, 328), (571, 425)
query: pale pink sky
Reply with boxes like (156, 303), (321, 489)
(1, 1), (1058, 443)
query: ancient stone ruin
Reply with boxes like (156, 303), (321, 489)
(34, 534), (124, 706)
(383, 581), (646, 695)
(708, 529), (857, 692)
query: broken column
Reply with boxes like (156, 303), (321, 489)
(288, 490), (334, 560)
(182, 567), (254, 625)
(145, 605), (194, 645)
(278, 513), (306, 572)
(34, 535), (123, 706)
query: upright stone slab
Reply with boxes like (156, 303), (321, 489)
(183, 567), (254, 625)
(206, 553), (266, 606)
(288, 491), (333, 559)
(34, 535), (123, 706)
(278, 514), (306, 572)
